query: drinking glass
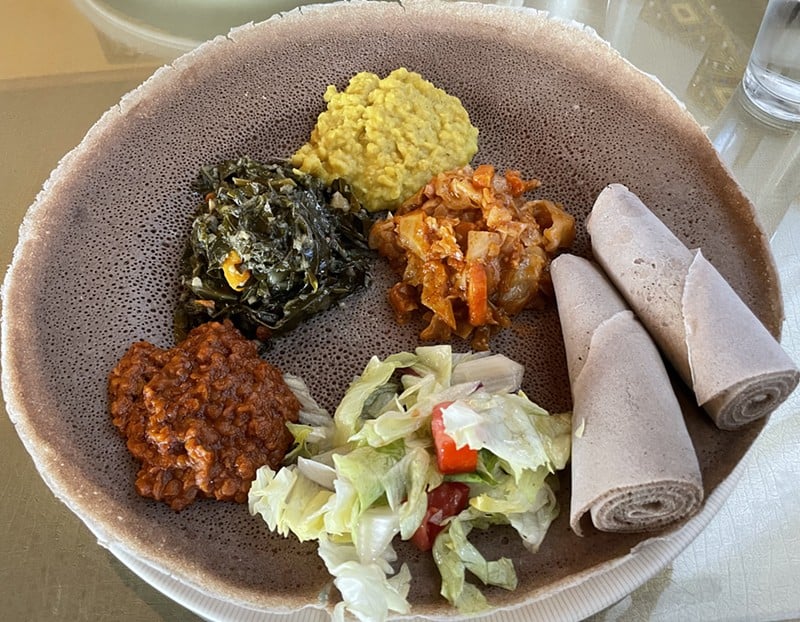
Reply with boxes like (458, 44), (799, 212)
(742, 0), (800, 123)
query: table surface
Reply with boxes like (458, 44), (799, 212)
(2, 1), (798, 621)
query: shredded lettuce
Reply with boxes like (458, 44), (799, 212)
(249, 345), (571, 620)
(409, 344), (453, 387)
(451, 353), (525, 394)
(333, 444), (404, 510)
(384, 447), (442, 539)
(333, 352), (416, 445)
(319, 536), (411, 622)
(282, 373), (335, 461)
(249, 466), (331, 541)
(441, 394), (553, 480)
(433, 515), (518, 613)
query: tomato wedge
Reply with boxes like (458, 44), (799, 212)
(431, 402), (479, 475)
(410, 481), (471, 551)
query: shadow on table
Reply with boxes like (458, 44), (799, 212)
(106, 549), (204, 621)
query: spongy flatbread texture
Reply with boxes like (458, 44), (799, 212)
(550, 255), (703, 536)
(587, 183), (798, 430)
(1, 0), (783, 617)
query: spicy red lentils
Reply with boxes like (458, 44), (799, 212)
(108, 321), (300, 511)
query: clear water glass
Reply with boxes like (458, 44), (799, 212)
(742, 0), (800, 123)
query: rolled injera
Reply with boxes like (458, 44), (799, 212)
(587, 184), (799, 430)
(550, 254), (703, 536)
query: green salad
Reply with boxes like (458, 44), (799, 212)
(249, 345), (571, 621)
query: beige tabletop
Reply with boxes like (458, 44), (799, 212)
(2, 1), (798, 621)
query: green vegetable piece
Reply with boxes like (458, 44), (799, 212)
(175, 156), (374, 342)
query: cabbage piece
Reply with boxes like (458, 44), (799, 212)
(351, 380), (480, 448)
(322, 477), (360, 537)
(442, 393), (569, 480)
(282, 373), (335, 463)
(354, 507), (401, 567)
(432, 514), (517, 614)
(451, 353), (525, 394)
(319, 535), (411, 622)
(410, 345), (454, 387)
(248, 466), (331, 541)
(333, 352), (416, 444)
(469, 464), (549, 515)
(348, 406), (429, 448)
(333, 443), (405, 510)
(297, 456), (337, 490)
(380, 447), (443, 539)
(506, 485), (560, 553)
(284, 373), (334, 428)
(531, 408), (572, 470)
(469, 466), (560, 553)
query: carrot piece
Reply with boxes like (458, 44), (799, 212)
(431, 402), (478, 474)
(467, 260), (488, 326)
(504, 169), (541, 196)
(472, 164), (495, 188)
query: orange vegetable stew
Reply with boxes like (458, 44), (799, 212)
(369, 164), (576, 350)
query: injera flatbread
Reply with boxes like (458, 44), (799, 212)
(551, 254), (703, 536)
(0, 1), (788, 618)
(587, 184), (799, 429)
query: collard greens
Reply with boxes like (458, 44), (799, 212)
(175, 157), (373, 342)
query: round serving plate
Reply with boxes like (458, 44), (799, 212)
(110, 455), (750, 621)
(72, 0), (336, 57)
(1, 1), (781, 619)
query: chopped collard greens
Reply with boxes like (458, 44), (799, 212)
(175, 157), (374, 343)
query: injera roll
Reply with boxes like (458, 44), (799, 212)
(587, 184), (799, 430)
(551, 254), (703, 536)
